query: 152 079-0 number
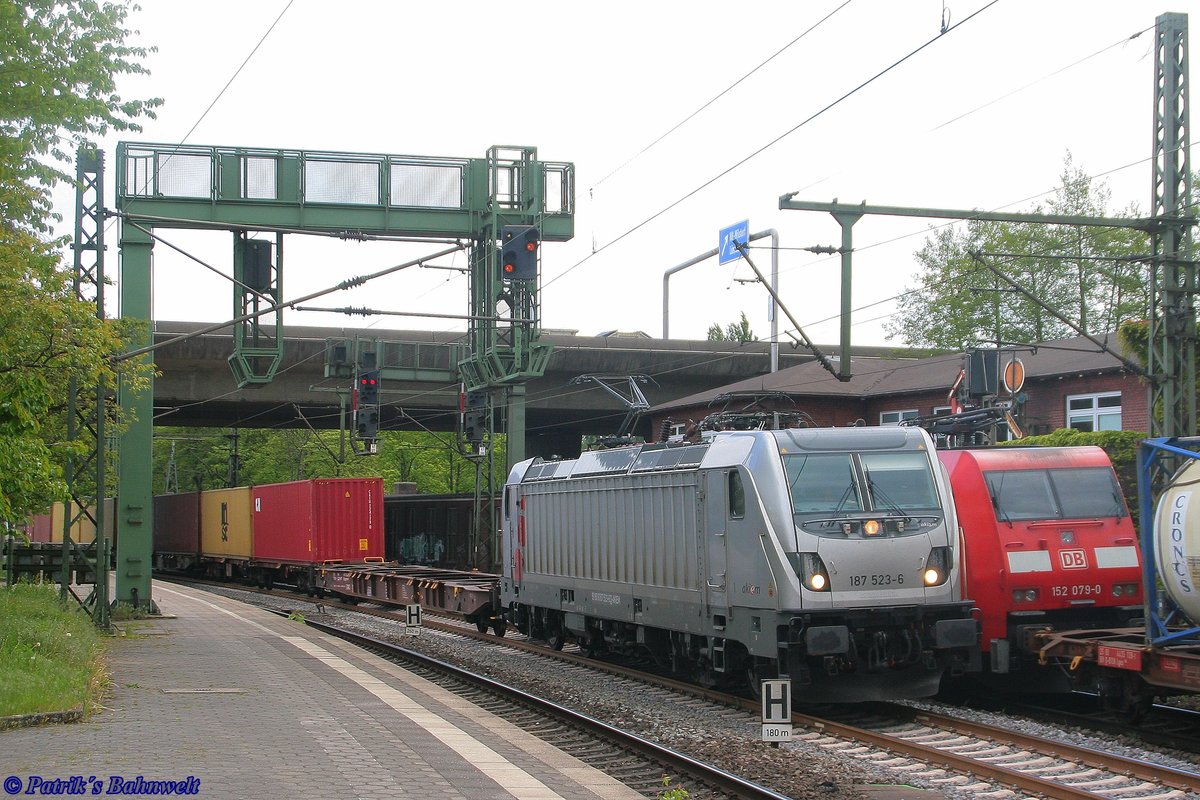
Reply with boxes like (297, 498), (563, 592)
(1051, 584), (1102, 597)
(850, 573), (904, 587)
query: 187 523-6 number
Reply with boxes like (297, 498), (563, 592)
(850, 573), (904, 587)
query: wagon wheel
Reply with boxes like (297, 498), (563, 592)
(475, 617), (490, 633)
(491, 618), (507, 637)
(1099, 671), (1154, 723)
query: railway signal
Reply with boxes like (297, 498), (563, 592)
(499, 225), (539, 281)
(355, 369), (381, 442)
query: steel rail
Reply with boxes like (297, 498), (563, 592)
(874, 701), (1200, 792)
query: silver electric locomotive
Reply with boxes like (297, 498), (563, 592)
(500, 426), (977, 701)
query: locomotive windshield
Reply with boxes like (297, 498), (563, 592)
(785, 451), (939, 514)
(983, 466), (1125, 521)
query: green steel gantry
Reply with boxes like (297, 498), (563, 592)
(110, 142), (573, 608)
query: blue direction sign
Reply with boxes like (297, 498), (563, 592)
(718, 220), (750, 265)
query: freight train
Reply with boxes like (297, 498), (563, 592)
(500, 427), (979, 702)
(150, 478), (502, 626)
(937, 446), (1143, 688)
(153, 477), (385, 594)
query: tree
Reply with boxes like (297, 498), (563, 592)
(1, 1), (161, 232)
(707, 312), (756, 343)
(0, 1), (159, 524)
(885, 154), (1148, 350)
(151, 427), (495, 496)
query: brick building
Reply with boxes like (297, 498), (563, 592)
(648, 334), (1148, 441)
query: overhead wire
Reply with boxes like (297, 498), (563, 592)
(546, 0), (1001, 291)
(590, 0), (854, 190)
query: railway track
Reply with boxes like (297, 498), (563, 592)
(812, 703), (1198, 800)
(958, 692), (1200, 754)
(260, 607), (788, 800)
(182, 580), (1200, 800)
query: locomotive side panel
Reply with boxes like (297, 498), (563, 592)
(520, 470), (704, 626)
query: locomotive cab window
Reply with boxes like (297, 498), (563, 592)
(984, 467), (1124, 521)
(860, 452), (940, 510)
(786, 453), (861, 514)
(784, 451), (942, 526)
(729, 470), (746, 519)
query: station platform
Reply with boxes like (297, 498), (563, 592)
(2, 582), (643, 799)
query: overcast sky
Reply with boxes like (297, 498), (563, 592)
(65, 0), (1197, 348)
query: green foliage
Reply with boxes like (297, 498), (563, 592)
(707, 312), (755, 343)
(286, 611), (306, 624)
(0, 581), (108, 717)
(152, 426), (495, 494)
(1002, 428), (1145, 527)
(109, 601), (147, 621)
(658, 776), (689, 800)
(1, 0), (161, 233)
(0, 2), (158, 524)
(887, 154), (1147, 350)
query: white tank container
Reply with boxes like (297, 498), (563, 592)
(1156, 458), (1200, 624)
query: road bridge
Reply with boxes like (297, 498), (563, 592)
(151, 321), (907, 456)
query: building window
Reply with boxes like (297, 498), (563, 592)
(880, 409), (919, 426)
(932, 406), (952, 416)
(1066, 392), (1121, 432)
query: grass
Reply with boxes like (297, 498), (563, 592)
(0, 581), (108, 719)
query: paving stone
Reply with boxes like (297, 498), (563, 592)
(2, 582), (644, 800)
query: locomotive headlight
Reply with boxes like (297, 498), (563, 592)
(799, 552), (831, 593)
(863, 519), (881, 536)
(923, 546), (951, 587)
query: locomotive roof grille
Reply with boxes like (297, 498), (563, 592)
(522, 443), (711, 482)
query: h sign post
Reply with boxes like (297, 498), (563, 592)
(760, 678), (792, 743)
(405, 603), (422, 636)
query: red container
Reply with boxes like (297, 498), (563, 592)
(28, 512), (52, 543)
(252, 478), (383, 564)
(154, 492), (201, 554)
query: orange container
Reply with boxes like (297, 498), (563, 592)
(200, 487), (252, 559)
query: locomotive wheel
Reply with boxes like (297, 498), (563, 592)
(746, 658), (777, 700)
(581, 633), (604, 658)
(545, 614), (566, 651)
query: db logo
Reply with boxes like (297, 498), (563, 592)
(1059, 549), (1088, 569)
